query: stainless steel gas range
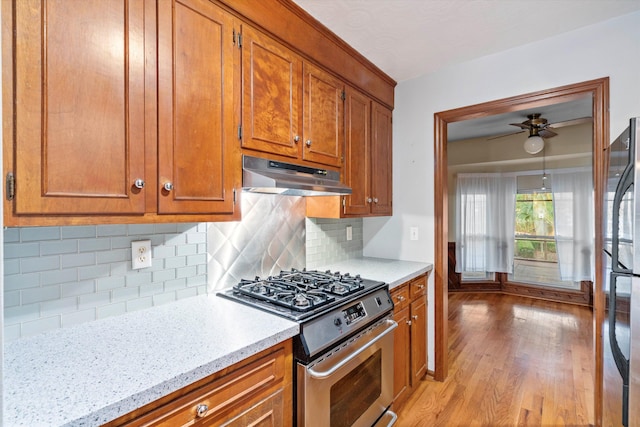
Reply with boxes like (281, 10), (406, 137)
(219, 269), (398, 427)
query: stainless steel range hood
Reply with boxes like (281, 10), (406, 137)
(242, 155), (352, 196)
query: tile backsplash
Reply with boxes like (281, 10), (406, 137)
(3, 195), (364, 341)
(4, 223), (208, 341)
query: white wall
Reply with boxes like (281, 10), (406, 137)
(363, 10), (640, 370)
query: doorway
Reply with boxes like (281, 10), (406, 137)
(433, 77), (609, 421)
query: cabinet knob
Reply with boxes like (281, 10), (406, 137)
(195, 403), (208, 418)
(306, 139), (312, 147)
(406, 320), (412, 326)
(163, 182), (174, 192)
(367, 197), (373, 203)
(396, 295), (405, 302)
(133, 179), (145, 189)
(418, 284), (425, 289)
(293, 135), (300, 143)
(373, 197), (379, 203)
(412, 315), (419, 320)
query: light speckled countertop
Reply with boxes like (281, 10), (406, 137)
(4, 257), (430, 427)
(4, 295), (299, 427)
(319, 257), (433, 289)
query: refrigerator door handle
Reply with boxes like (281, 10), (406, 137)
(609, 271), (631, 427)
(611, 159), (634, 274)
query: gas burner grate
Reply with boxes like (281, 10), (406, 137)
(232, 268), (366, 312)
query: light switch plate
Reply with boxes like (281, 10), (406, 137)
(132, 240), (152, 269)
(346, 225), (353, 241)
(410, 227), (419, 241)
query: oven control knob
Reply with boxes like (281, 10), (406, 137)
(334, 318), (342, 327)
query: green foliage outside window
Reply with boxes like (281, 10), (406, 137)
(514, 192), (557, 261)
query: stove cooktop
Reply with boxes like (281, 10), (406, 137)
(218, 268), (386, 322)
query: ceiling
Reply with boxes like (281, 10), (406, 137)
(292, 1), (640, 141)
(292, 0), (640, 84)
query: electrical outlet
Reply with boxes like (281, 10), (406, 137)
(132, 240), (152, 269)
(410, 227), (419, 241)
(346, 225), (353, 241)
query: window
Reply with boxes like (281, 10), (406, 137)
(509, 192), (579, 289)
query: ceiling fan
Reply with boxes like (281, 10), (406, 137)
(488, 113), (592, 154)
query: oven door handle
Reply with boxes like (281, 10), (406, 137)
(307, 319), (398, 379)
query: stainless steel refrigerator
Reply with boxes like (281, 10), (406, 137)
(603, 117), (640, 426)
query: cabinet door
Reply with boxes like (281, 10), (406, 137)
(370, 102), (393, 215)
(13, 0), (147, 215)
(392, 304), (411, 407)
(241, 25), (301, 158)
(157, 0), (239, 215)
(410, 295), (428, 384)
(301, 62), (344, 167)
(343, 87), (371, 216)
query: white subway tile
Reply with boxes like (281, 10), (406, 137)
(61, 308), (96, 328)
(97, 224), (127, 237)
(61, 226), (97, 239)
(96, 302), (126, 319)
(22, 315), (61, 337)
(21, 226), (61, 241)
(4, 272), (40, 291)
(61, 280), (96, 298)
(40, 239), (78, 256)
(41, 297), (78, 316)
(153, 292), (176, 306)
(61, 252), (96, 268)
(22, 285), (61, 305)
(4, 303), (40, 324)
(5, 242), (40, 259)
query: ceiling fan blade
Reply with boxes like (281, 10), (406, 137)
(538, 129), (557, 138)
(486, 130), (525, 140)
(548, 116), (592, 129)
(509, 123), (531, 130)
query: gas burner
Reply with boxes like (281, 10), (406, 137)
(293, 294), (310, 307)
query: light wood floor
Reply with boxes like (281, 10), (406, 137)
(396, 292), (595, 426)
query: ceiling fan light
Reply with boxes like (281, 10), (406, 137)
(524, 135), (544, 154)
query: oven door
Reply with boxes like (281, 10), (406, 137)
(297, 316), (397, 427)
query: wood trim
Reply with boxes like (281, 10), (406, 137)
(434, 77), (609, 426)
(448, 243), (593, 306)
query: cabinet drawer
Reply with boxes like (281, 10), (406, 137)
(391, 286), (410, 310)
(123, 348), (286, 426)
(409, 275), (427, 300)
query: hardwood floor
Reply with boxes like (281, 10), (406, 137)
(396, 292), (594, 426)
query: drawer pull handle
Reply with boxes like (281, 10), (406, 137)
(396, 296), (405, 302)
(418, 284), (425, 289)
(196, 403), (208, 418)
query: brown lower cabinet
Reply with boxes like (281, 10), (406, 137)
(391, 273), (428, 410)
(105, 340), (293, 427)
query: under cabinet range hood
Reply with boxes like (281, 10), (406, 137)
(242, 155), (352, 196)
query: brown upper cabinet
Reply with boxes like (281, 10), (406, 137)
(3, 0), (395, 226)
(10, 0), (148, 218)
(240, 25), (344, 168)
(306, 88), (393, 217)
(4, 0), (240, 226)
(157, 0), (239, 216)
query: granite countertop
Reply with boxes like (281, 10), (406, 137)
(4, 257), (430, 427)
(319, 257), (433, 289)
(3, 295), (299, 427)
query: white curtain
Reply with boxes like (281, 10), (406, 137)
(551, 171), (594, 281)
(455, 174), (517, 274)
